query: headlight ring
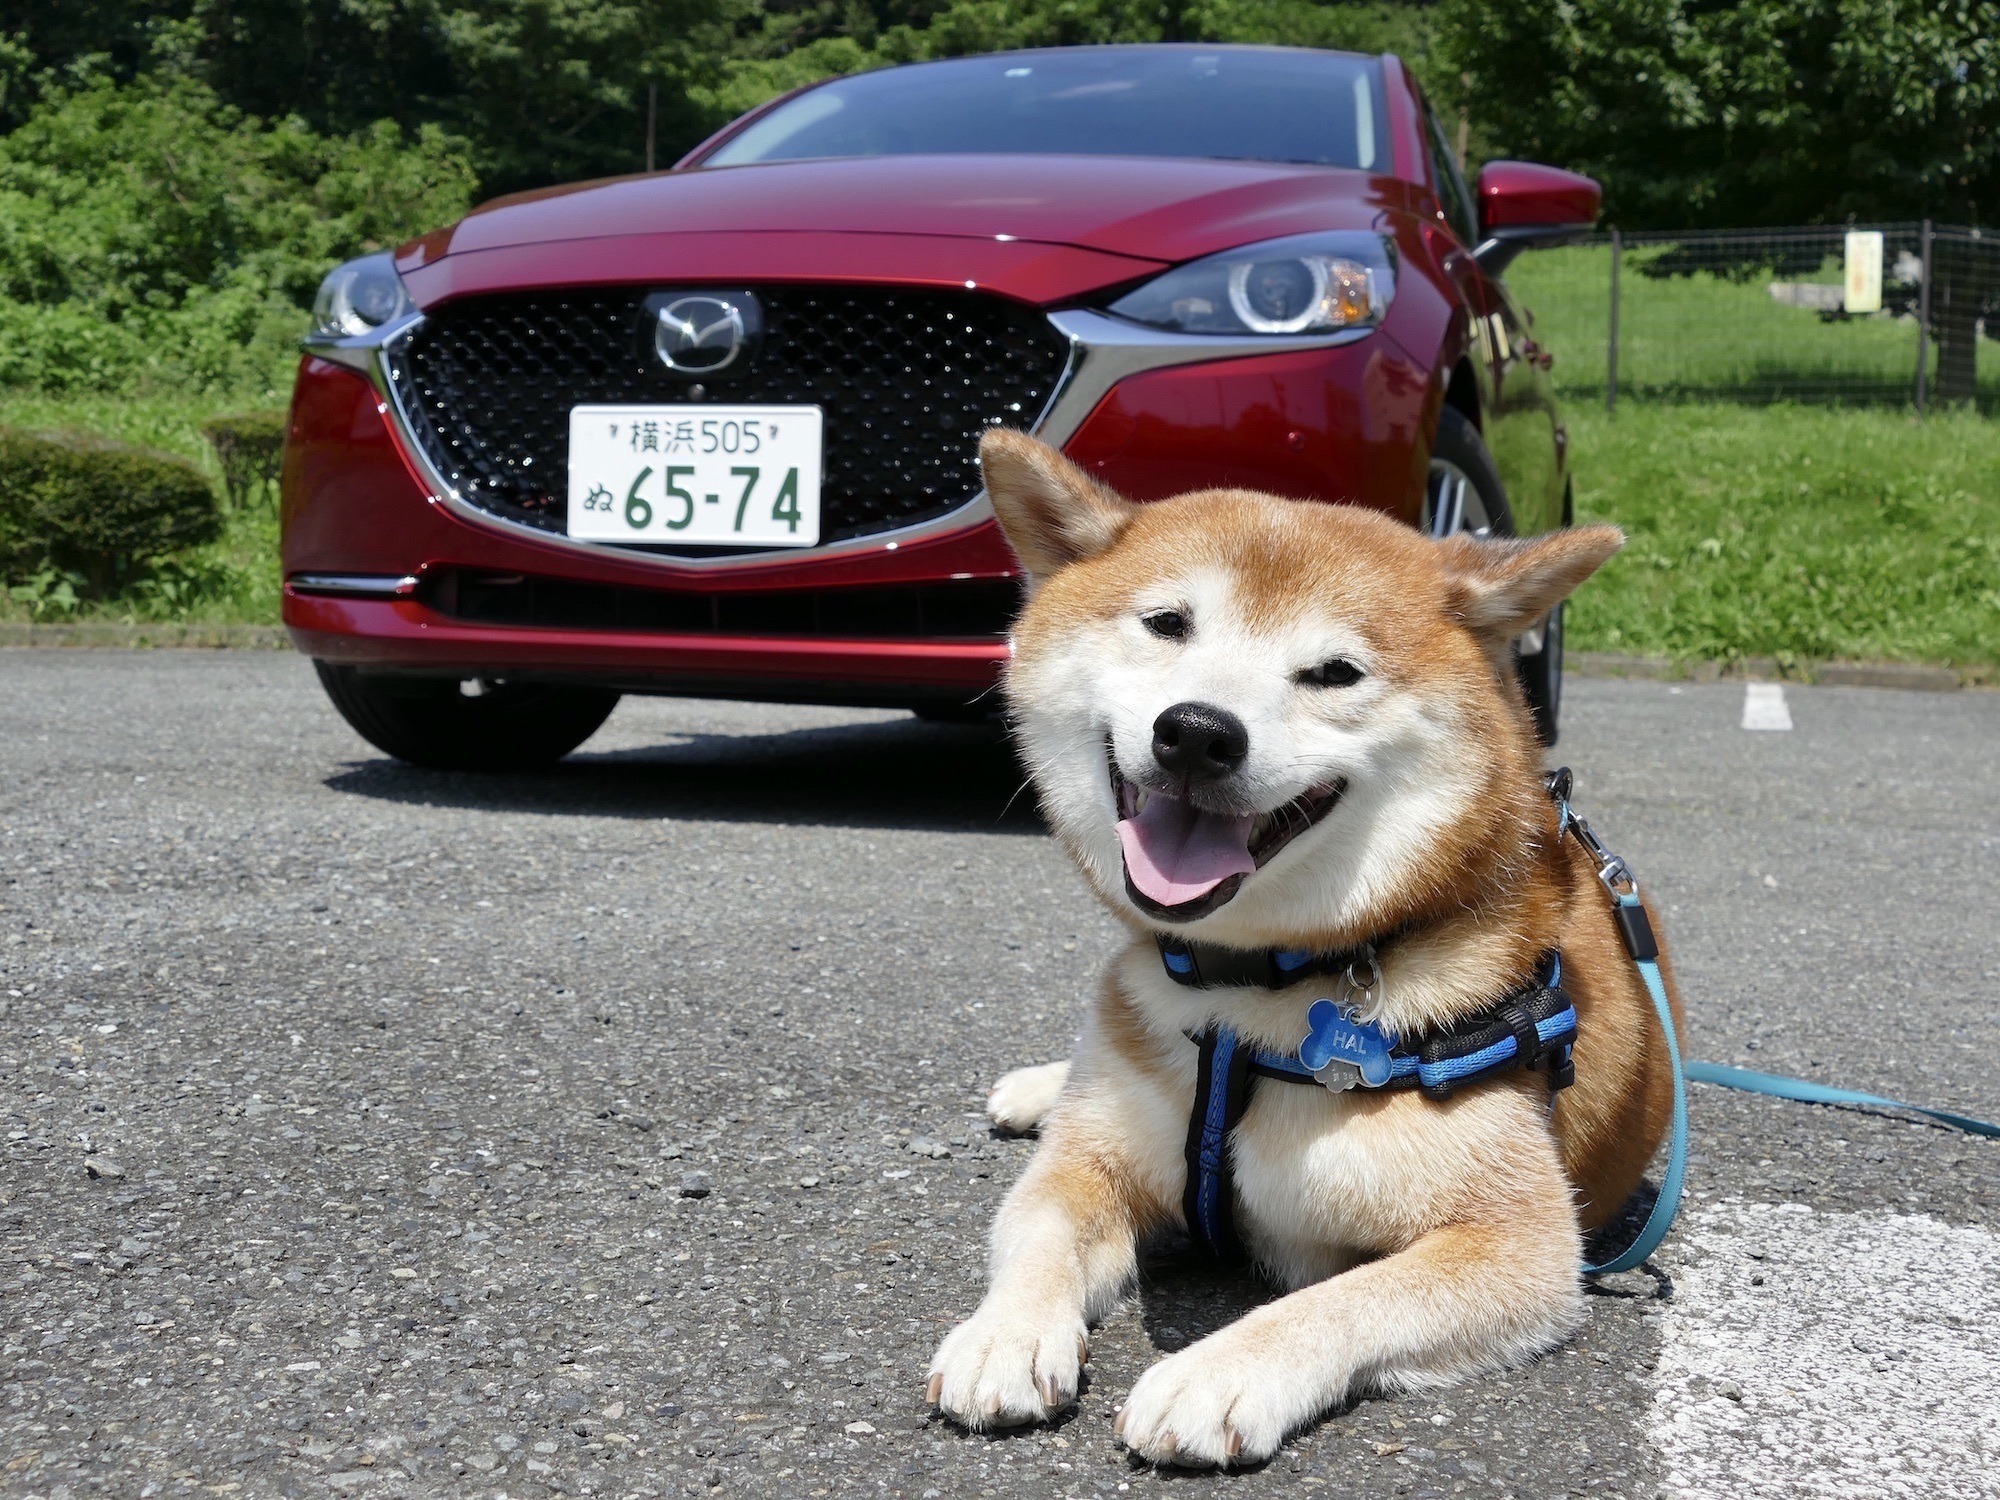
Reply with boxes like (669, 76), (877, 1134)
(311, 252), (413, 340)
(1109, 232), (1397, 337)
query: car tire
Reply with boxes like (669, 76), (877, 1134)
(1421, 405), (1563, 746)
(315, 663), (619, 771)
(1514, 601), (1564, 748)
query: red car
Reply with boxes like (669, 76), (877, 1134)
(283, 44), (1598, 769)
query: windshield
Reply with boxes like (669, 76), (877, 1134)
(703, 47), (1387, 172)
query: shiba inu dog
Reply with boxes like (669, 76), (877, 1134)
(925, 430), (1680, 1467)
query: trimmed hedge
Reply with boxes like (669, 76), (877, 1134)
(0, 429), (222, 595)
(202, 411), (288, 509)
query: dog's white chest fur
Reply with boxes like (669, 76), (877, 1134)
(1228, 1084), (1397, 1283)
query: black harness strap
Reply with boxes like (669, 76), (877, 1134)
(1182, 1026), (1254, 1263)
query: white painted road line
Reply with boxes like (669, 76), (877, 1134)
(1650, 1200), (2000, 1499)
(1742, 682), (1794, 732)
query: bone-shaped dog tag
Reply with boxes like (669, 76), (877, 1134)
(1299, 998), (1395, 1091)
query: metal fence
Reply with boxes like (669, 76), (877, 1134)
(1506, 222), (2000, 413)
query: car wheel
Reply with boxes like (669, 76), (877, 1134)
(314, 663), (619, 771)
(1420, 405), (1512, 541)
(1420, 406), (1563, 746)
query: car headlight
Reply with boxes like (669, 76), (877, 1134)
(310, 252), (413, 338)
(1107, 233), (1396, 336)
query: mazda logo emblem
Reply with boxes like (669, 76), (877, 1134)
(651, 293), (760, 375)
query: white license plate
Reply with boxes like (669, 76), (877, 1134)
(566, 404), (823, 547)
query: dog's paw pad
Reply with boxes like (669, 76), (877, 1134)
(985, 1060), (1070, 1133)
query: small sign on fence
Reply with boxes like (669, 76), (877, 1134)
(1844, 230), (1884, 314)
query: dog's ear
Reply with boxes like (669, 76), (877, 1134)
(980, 429), (1136, 580)
(1439, 526), (1624, 641)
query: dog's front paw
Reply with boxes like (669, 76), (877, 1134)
(986, 1060), (1070, 1134)
(927, 1299), (1086, 1431)
(1114, 1335), (1303, 1469)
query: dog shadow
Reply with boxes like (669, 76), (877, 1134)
(1132, 1238), (1272, 1352)
(1583, 1180), (1678, 1301)
(323, 714), (1047, 835)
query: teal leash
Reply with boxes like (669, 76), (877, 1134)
(1581, 898), (1688, 1275)
(1546, 770), (1998, 1279)
(1683, 1061), (2000, 1140)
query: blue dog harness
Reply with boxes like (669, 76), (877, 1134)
(1174, 767), (1999, 1278)
(1172, 769), (1667, 1272)
(1174, 943), (1579, 1264)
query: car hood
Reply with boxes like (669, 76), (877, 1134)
(399, 154), (1405, 271)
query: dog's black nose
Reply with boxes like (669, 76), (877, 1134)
(1152, 702), (1249, 782)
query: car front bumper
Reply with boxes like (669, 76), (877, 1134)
(280, 301), (1434, 704)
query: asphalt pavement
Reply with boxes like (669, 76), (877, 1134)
(2, 650), (1996, 1500)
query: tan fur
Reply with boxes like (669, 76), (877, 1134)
(933, 431), (1682, 1467)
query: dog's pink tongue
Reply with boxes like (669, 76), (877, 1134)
(1116, 792), (1257, 908)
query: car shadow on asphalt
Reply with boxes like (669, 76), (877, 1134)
(321, 717), (1049, 834)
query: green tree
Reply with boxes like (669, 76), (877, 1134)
(698, 1), (1444, 152)
(1438, 0), (2000, 228)
(0, 72), (475, 393)
(2, 1), (737, 193)
(196, 0), (745, 192)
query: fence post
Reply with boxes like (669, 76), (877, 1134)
(1607, 228), (1622, 415)
(1914, 219), (1932, 414)
(646, 83), (658, 173)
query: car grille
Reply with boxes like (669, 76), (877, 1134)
(386, 286), (1073, 546)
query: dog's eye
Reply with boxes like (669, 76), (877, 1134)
(1141, 609), (1189, 640)
(1299, 658), (1364, 688)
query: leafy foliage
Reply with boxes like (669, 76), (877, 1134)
(0, 427), (222, 595)
(0, 391), (285, 623)
(180, 0), (735, 195)
(201, 410), (288, 508)
(1439, 0), (2000, 228)
(0, 71), (475, 398)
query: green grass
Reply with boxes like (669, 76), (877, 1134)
(1566, 403), (2000, 669)
(1508, 245), (2000, 406)
(0, 391), (282, 626)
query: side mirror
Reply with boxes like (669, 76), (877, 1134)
(1473, 161), (1601, 275)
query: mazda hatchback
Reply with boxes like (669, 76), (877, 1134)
(282, 44), (1598, 768)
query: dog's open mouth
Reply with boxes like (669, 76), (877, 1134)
(1108, 750), (1346, 922)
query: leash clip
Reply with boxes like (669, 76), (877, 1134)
(1546, 767), (1638, 899)
(1592, 849), (1637, 901)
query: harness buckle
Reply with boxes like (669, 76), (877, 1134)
(1494, 1000), (1545, 1072)
(1547, 1041), (1576, 1092)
